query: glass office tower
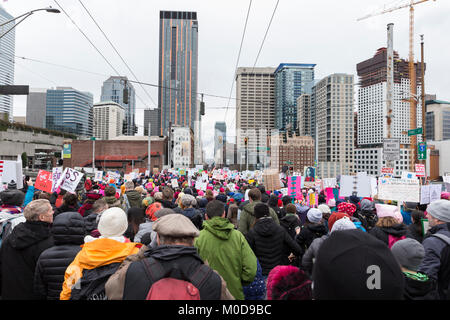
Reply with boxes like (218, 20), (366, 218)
(274, 63), (315, 132)
(158, 11), (198, 136)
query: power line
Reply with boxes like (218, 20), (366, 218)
(53, 0), (121, 76)
(252, 0), (280, 70)
(224, 0), (252, 120)
(77, 0), (157, 108)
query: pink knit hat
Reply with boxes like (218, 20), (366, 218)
(198, 190), (205, 196)
(375, 203), (403, 223)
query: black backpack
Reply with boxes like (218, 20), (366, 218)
(70, 262), (121, 300)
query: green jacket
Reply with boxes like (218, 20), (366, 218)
(194, 217), (257, 300)
(238, 200), (280, 235)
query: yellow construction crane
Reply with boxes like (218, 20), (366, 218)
(358, 0), (436, 172)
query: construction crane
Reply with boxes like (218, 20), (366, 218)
(358, 0), (435, 172)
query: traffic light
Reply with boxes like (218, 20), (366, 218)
(244, 137), (248, 146)
(122, 120), (127, 134)
(200, 101), (205, 116)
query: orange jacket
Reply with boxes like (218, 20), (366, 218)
(60, 238), (140, 300)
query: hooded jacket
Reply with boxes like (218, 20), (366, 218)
(238, 200), (280, 235)
(0, 221), (54, 299)
(246, 217), (301, 276)
(369, 223), (410, 246)
(402, 272), (439, 300)
(181, 207), (204, 230)
(280, 214), (301, 240)
(103, 195), (121, 208)
(33, 212), (85, 300)
(60, 238), (140, 300)
(122, 245), (228, 300)
(195, 217), (257, 300)
(418, 223), (450, 299)
(295, 223), (328, 258)
(123, 190), (143, 209)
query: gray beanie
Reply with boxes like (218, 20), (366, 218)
(426, 199), (450, 223)
(331, 216), (356, 233)
(7, 180), (17, 190)
(391, 238), (425, 271)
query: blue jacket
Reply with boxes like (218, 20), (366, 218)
(400, 206), (413, 225)
(23, 186), (35, 207)
(418, 223), (450, 299)
(243, 260), (266, 300)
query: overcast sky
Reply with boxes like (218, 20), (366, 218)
(4, 0), (450, 160)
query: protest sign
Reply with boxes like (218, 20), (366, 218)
(124, 174), (132, 182)
(59, 168), (84, 193)
(323, 178), (336, 189)
(340, 175), (371, 198)
(94, 171), (103, 182)
(443, 176), (450, 184)
(279, 188), (288, 196)
(429, 184), (442, 203)
(0, 159), (23, 189)
(171, 179), (179, 188)
(145, 170), (150, 177)
(420, 185), (431, 204)
(287, 176), (304, 201)
(35, 170), (53, 193)
(401, 171), (417, 180)
(377, 178), (420, 202)
(325, 188), (334, 204)
(51, 167), (64, 193)
(415, 164), (426, 177)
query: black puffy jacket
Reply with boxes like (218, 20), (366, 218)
(84, 212), (99, 235)
(295, 223), (328, 258)
(280, 214), (301, 240)
(245, 217), (301, 276)
(33, 212), (85, 300)
(0, 221), (54, 300)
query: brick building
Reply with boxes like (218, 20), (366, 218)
(63, 136), (167, 173)
(270, 133), (315, 172)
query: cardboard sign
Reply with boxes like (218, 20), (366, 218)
(263, 169), (281, 191)
(35, 170), (53, 193)
(378, 178), (420, 202)
(59, 168), (84, 193)
(429, 184), (442, 203)
(415, 164), (426, 177)
(420, 185), (431, 204)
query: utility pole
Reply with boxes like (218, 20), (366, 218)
(409, 2), (417, 172)
(168, 121), (172, 168)
(421, 34), (426, 156)
(92, 137), (95, 174)
(148, 122), (151, 171)
(386, 23), (395, 170)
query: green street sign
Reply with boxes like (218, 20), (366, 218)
(91, 137), (96, 141)
(418, 142), (427, 160)
(408, 128), (423, 136)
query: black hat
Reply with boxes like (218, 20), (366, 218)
(0, 189), (25, 206)
(254, 203), (270, 219)
(312, 229), (404, 300)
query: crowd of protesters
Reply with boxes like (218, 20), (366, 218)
(0, 169), (449, 300)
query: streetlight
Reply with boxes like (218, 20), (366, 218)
(0, 7), (60, 40)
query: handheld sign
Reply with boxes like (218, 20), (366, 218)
(35, 170), (53, 193)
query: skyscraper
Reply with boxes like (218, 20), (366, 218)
(354, 48), (424, 176)
(144, 108), (161, 136)
(158, 11), (198, 136)
(26, 88), (47, 128)
(46, 87), (93, 137)
(274, 63), (315, 132)
(93, 101), (125, 140)
(214, 121), (226, 165)
(236, 67), (276, 169)
(314, 74), (354, 177)
(0, 6), (15, 120)
(101, 76), (136, 135)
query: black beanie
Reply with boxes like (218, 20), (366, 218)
(254, 203), (270, 219)
(312, 229), (404, 300)
(0, 189), (25, 206)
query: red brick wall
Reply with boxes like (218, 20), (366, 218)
(63, 139), (167, 171)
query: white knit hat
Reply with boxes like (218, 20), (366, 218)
(331, 217), (356, 233)
(318, 204), (331, 215)
(98, 207), (128, 238)
(307, 208), (323, 224)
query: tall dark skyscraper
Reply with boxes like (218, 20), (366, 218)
(158, 11), (198, 136)
(144, 108), (161, 136)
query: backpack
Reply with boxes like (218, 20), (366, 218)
(388, 234), (406, 249)
(0, 215), (25, 247)
(141, 258), (212, 300)
(430, 233), (450, 300)
(70, 262), (121, 300)
(122, 194), (131, 212)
